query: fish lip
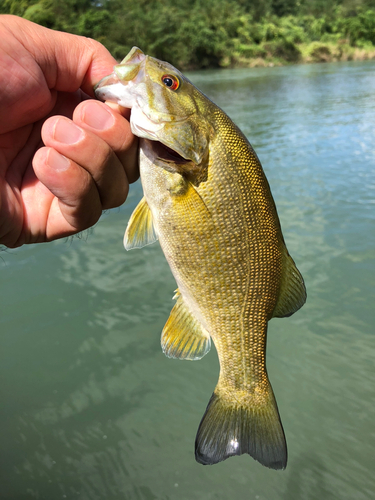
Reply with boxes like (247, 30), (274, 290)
(94, 73), (121, 98)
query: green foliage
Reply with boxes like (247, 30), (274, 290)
(235, 44), (268, 58)
(104, 0), (243, 68)
(262, 39), (301, 61)
(1, 0), (375, 68)
(278, 16), (307, 43)
(341, 9), (375, 44)
(76, 9), (114, 40)
(272, 0), (298, 17)
(306, 41), (332, 61)
(23, 1), (57, 28)
(1, 0), (37, 16)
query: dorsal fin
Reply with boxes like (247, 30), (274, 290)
(161, 291), (211, 360)
(123, 197), (158, 250)
(272, 247), (306, 318)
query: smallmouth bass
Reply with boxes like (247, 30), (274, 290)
(95, 48), (306, 469)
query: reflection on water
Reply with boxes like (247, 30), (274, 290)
(1, 61), (374, 500)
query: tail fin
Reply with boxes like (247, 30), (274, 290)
(195, 385), (287, 470)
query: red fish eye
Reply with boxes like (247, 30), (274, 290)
(162, 74), (179, 90)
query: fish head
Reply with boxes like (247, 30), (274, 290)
(95, 47), (212, 173)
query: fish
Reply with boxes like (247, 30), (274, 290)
(95, 47), (306, 470)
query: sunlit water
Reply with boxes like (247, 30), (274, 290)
(1, 61), (374, 500)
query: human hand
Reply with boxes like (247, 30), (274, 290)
(0, 15), (138, 248)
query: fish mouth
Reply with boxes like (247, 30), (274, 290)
(146, 139), (191, 165)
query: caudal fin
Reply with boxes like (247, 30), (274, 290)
(195, 386), (287, 469)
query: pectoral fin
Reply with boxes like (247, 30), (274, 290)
(272, 247), (307, 318)
(161, 291), (211, 360)
(123, 197), (158, 250)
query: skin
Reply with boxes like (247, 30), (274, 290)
(0, 15), (138, 248)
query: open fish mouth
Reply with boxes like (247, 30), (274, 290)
(148, 140), (191, 165)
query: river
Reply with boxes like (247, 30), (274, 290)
(1, 60), (374, 500)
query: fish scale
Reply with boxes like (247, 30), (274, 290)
(95, 46), (306, 469)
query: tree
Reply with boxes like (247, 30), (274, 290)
(271, 0), (298, 17)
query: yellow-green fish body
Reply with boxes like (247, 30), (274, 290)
(95, 48), (306, 469)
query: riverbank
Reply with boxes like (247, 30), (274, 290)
(226, 40), (375, 68)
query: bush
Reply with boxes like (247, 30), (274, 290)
(343, 10), (375, 45)
(307, 42), (332, 61)
(262, 21), (283, 41)
(263, 39), (302, 61)
(279, 16), (308, 43)
(236, 43), (268, 58)
(320, 32), (343, 43)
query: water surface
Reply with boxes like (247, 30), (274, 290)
(1, 60), (374, 500)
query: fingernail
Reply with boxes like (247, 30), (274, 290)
(47, 148), (70, 172)
(82, 102), (114, 130)
(53, 118), (83, 144)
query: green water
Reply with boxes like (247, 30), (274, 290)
(1, 61), (374, 500)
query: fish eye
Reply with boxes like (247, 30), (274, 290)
(162, 74), (179, 91)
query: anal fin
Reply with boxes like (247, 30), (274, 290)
(123, 197), (158, 250)
(161, 291), (211, 361)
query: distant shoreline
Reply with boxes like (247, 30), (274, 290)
(219, 42), (375, 69)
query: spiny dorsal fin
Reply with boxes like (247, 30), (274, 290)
(123, 197), (158, 250)
(272, 246), (307, 318)
(161, 291), (211, 360)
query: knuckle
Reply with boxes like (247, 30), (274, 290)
(101, 180), (129, 210)
(74, 204), (101, 232)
